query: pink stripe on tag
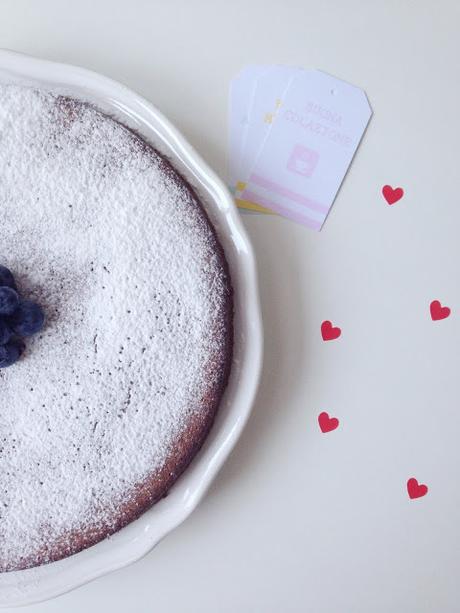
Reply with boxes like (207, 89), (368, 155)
(249, 173), (329, 214)
(242, 189), (322, 230)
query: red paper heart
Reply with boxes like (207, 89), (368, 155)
(382, 185), (404, 205)
(321, 320), (341, 341)
(430, 300), (451, 321)
(318, 412), (339, 433)
(407, 478), (428, 499)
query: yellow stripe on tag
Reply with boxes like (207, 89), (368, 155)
(235, 198), (274, 214)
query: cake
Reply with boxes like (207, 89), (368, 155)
(0, 84), (233, 571)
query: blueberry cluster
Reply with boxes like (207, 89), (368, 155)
(0, 266), (45, 368)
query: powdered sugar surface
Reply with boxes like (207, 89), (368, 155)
(0, 85), (231, 570)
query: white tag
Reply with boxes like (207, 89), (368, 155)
(235, 65), (300, 193)
(241, 70), (372, 229)
(228, 65), (268, 191)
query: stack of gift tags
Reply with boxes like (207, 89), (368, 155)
(228, 66), (372, 229)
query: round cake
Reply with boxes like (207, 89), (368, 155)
(0, 84), (233, 571)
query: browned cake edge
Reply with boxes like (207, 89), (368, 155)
(6, 102), (234, 572)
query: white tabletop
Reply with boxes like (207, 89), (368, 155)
(1, 1), (460, 611)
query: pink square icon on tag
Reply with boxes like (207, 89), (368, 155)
(286, 144), (319, 177)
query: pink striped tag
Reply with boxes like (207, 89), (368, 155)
(243, 189), (322, 230)
(246, 173), (329, 214)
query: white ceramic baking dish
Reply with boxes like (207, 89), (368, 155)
(0, 49), (262, 607)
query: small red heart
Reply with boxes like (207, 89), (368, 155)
(321, 320), (341, 341)
(318, 411), (339, 433)
(407, 478), (428, 499)
(382, 184), (404, 205)
(430, 300), (451, 321)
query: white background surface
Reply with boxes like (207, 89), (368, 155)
(1, 1), (460, 611)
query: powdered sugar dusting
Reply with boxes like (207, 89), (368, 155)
(0, 84), (232, 571)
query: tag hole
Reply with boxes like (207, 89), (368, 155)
(330, 88), (338, 96)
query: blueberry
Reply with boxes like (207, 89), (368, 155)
(0, 339), (24, 368)
(0, 319), (12, 345)
(8, 300), (45, 336)
(0, 287), (19, 315)
(0, 266), (16, 290)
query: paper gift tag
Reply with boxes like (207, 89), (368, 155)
(235, 65), (301, 214)
(236, 65), (300, 193)
(228, 65), (268, 193)
(241, 70), (372, 229)
(228, 65), (273, 213)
